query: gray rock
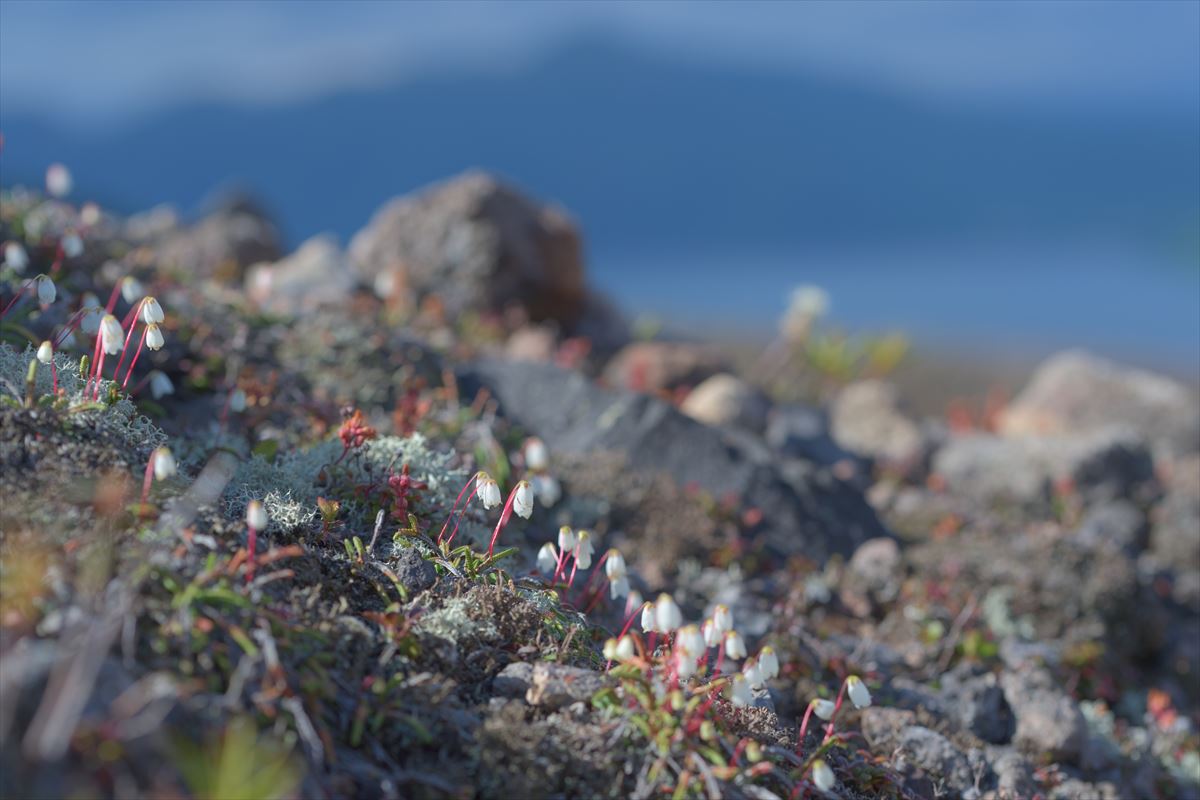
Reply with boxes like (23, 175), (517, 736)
(157, 194), (281, 282)
(526, 663), (605, 710)
(457, 359), (890, 564)
(830, 380), (923, 465)
(933, 429), (1156, 508)
(939, 672), (1014, 745)
(1002, 667), (1087, 763)
(349, 171), (586, 327)
(492, 662), (534, 699)
(1074, 500), (1148, 555)
(245, 235), (355, 316)
(680, 373), (772, 433)
(986, 747), (1036, 799)
(897, 726), (976, 793)
(999, 350), (1200, 455)
(766, 404), (868, 477)
(844, 537), (903, 611)
(504, 325), (558, 363)
(391, 548), (437, 593)
(1151, 455), (1200, 573)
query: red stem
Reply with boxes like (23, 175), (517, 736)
(92, 349), (107, 401)
(714, 640), (726, 675)
(796, 702), (818, 756)
(246, 526), (258, 582)
(140, 450), (156, 508)
(120, 297), (145, 332)
(53, 308), (88, 348)
(113, 302), (145, 383)
(821, 680), (849, 743)
(0, 280), (32, 320)
(486, 488), (517, 557)
(87, 325), (104, 397)
(437, 474), (478, 544)
(104, 282), (122, 313)
(121, 327), (148, 390)
(444, 484), (480, 548)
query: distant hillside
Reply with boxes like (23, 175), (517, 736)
(1, 35), (1197, 251)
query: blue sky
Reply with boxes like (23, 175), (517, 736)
(2, 0), (1197, 126)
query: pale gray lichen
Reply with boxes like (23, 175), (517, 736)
(0, 342), (166, 456)
(223, 432), (465, 533)
(414, 596), (498, 643)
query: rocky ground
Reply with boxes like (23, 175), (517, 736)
(1, 173), (1198, 800)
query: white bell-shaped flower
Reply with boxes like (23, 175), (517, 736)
(537, 542), (558, 574)
(37, 341), (53, 365)
(61, 233), (83, 258)
(743, 658), (764, 689)
(811, 759), (835, 792)
(476, 473), (502, 509)
(524, 437), (549, 471)
(4, 242), (28, 273)
(614, 635), (635, 662)
(811, 698), (837, 721)
(702, 619), (720, 648)
(46, 163), (72, 198)
(846, 675), (872, 709)
(676, 624), (705, 660)
(712, 604), (733, 635)
(36, 274), (56, 306)
(99, 315), (124, 355)
(531, 473), (560, 507)
(758, 646), (779, 680)
(149, 370), (175, 399)
(724, 631), (747, 660)
(728, 673), (753, 707)
(141, 297), (165, 324)
(121, 276), (144, 304)
(654, 593), (683, 632)
(229, 389), (247, 413)
(609, 574), (630, 600)
(512, 480), (534, 519)
(153, 447), (177, 481)
(246, 500), (268, 530)
(573, 530), (594, 569)
(605, 549), (626, 579)
(553, 527), (573, 554)
(640, 602), (657, 633)
(674, 649), (697, 680)
(145, 323), (165, 351)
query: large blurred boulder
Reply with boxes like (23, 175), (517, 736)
(602, 341), (728, 393)
(349, 171), (586, 327)
(680, 373), (771, 433)
(830, 380), (923, 466)
(246, 235), (354, 316)
(457, 359), (889, 563)
(155, 195), (282, 282)
(999, 351), (1199, 455)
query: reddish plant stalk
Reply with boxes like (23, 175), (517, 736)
(436, 474), (477, 545)
(120, 326), (149, 390)
(796, 702), (819, 756)
(0, 279), (32, 320)
(86, 326), (105, 398)
(104, 282), (122, 313)
(139, 450), (158, 509)
(246, 525), (259, 582)
(443, 484), (480, 547)
(53, 308), (89, 349)
(821, 679), (850, 743)
(713, 639), (727, 675)
(113, 299), (146, 384)
(486, 487), (519, 557)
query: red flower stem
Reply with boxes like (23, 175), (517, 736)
(444, 484), (480, 547)
(120, 297), (144, 332)
(821, 680), (849, 743)
(566, 556), (581, 589)
(92, 349), (107, 401)
(0, 280), (32, 320)
(53, 308), (88, 348)
(113, 302), (145, 382)
(714, 640), (726, 675)
(731, 738), (750, 767)
(246, 525), (258, 582)
(796, 702), (818, 756)
(48, 244), (64, 277)
(140, 450), (157, 508)
(486, 488), (517, 557)
(87, 326), (104, 397)
(648, 631), (658, 654)
(104, 282), (122, 313)
(439, 474), (475, 544)
(121, 327), (148, 389)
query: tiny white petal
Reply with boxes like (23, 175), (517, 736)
(557, 526), (577, 553)
(702, 619), (720, 648)
(712, 605), (733, 635)
(743, 658), (764, 689)
(121, 277), (144, 304)
(614, 635), (636, 662)
(531, 473), (560, 507)
(609, 574), (630, 600)
(524, 437), (549, 471)
(36, 341), (53, 364)
(758, 646), (780, 680)
(640, 602), (656, 633)
(99, 315), (124, 355)
(654, 594), (682, 632)
(724, 631), (747, 660)
(676, 625), (705, 660)
(149, 371), (174, 399)
(145, 323), (165, 351)
(728, 674), (753, 707)
(61, 233), (83, 258)
(573, 531), (594, 569)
